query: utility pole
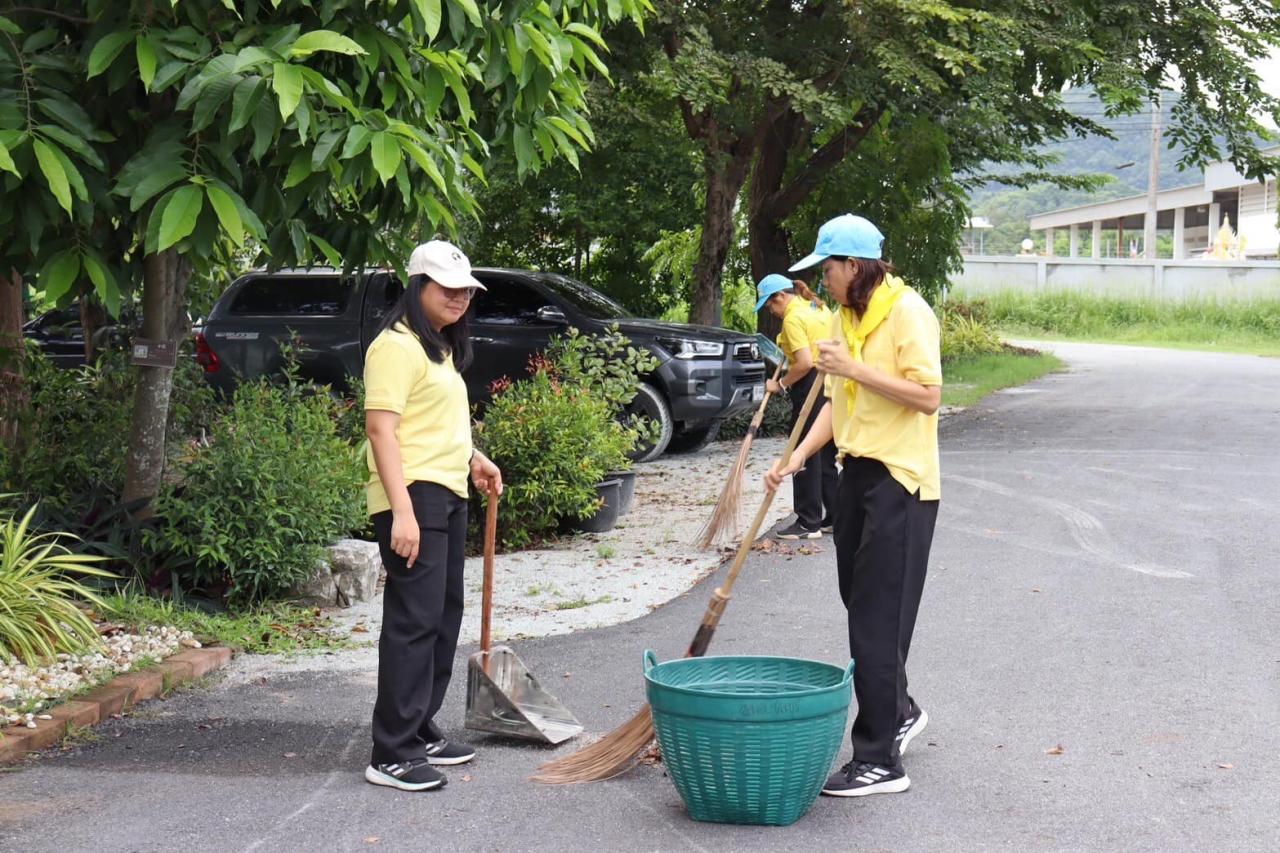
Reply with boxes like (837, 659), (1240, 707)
(1144, 95), (1161, 259)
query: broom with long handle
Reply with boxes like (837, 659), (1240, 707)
(531, 372), (827, 784)
(694, 361), (785, 550)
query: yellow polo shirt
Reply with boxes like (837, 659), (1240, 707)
(777, 297), (833, 362)
(364, 324), (472, 513)
(825, 288), (942, 499)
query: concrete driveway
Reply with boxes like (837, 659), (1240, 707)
(2, 341), (1277, 852)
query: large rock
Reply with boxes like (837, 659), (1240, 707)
(292, 539), (383, 607)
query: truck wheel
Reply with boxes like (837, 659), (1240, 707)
(625, 382), (673, 462)
(665, 420), (723, 454)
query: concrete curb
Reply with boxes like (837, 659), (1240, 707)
(0, 646), (232, 764)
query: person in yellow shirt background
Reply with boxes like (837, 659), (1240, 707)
(766, 214), (941, 798)
(755, 274), (838, 539)
(363, 240), (503, 793)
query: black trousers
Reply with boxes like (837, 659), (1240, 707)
(788, 370), (838, 529)
(370, 481), (467, 765)
(833, 456), (938, 766)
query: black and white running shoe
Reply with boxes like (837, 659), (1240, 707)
(365, 759), (446, 791)
(896, 701), (929, 757)
(821, 761), (910, 797)
(424, 737), (476, 766)
(776, 521), (822, 540)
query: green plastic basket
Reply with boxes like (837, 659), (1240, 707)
(643, 650), (854, 826)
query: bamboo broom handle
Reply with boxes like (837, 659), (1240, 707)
(746, 362), (785, 432)
(685, 372), (826, 658)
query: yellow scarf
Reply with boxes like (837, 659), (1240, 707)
(838, 275), (911, 413)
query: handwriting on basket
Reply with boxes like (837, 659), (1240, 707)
(738, 701), (800, 719)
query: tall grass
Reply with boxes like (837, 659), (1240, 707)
(953, 291), (1280, 355)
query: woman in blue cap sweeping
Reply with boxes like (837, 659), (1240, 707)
(755, 274), (838, 539)
(766, 214), (941, 797)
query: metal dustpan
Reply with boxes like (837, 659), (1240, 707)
(465, 496), (583, 745)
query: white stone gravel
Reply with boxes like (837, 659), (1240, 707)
(0, 625), (198, 726)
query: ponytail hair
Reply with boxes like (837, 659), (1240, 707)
(791, 279), (821, 305)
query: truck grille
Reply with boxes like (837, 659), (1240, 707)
(733, 341), (760, 363)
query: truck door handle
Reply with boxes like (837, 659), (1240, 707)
(471, 336), (495, 343)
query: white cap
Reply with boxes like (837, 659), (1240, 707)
(406, 240), (486, 290)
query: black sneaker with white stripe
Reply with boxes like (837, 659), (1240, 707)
(777, 521), (822, 540)
(896, 700), (929, 757)
(821, 760), (910, 797)
(424, 737), (475, 766)
(365, 759), (446, 791)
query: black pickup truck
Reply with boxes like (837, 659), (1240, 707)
(195, 267), (767, 460)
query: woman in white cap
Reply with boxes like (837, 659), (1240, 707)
(363, 240), (502, 792)
(766, 214), (941, 797)
(755, 274), (837, 538)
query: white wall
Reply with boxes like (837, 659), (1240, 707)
(1237, 180), (1280, 257)
(950, 257), (1280, 302)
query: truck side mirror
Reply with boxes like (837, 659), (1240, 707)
(536, 305), (567, 324)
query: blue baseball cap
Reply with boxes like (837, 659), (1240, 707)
(753, 274), (794, 312)
(788, 214), (884, 271)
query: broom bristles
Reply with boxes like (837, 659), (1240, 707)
(529, 705), (654, 784)
(694, 433), (754, 549)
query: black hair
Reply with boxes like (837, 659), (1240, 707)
(377, 273), (474, 372)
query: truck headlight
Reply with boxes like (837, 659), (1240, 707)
(659, 338), (724, 359)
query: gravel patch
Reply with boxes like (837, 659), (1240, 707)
(0, 625), (198, 725)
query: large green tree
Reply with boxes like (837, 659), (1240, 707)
(643, 0), (1280, 326)
(0, 0), (649, 506)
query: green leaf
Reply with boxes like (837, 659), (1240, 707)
(32, 139), (72, 213)
(311, 128), (345, 170)
(513, 125), (535, 176)
(40, 251), (80, 302)
(290, 30), (368, 58)
(0, 16), (20, 35)
(136, 35), (158, 91)
(451, 0), (483, 27)
(192, 72), (239, 132)
(282, 150), (313, 188)
(272, 62), (304, 119)
(205, 184), (245, 247)
(402, 140), (447, 193)
(45, 140), (89, 202)
(310, 234), (342, 267)
(565, 22), (608, 50)
(128, 163), (188, 212)
(81, 252), (120, 316)
(340, 125), (372, 159)
(234, 46), (280, 73)
(229, 77), (267, 133)
(157, 184), (204, 251)
(0, 139), (16, 176)
(415, 0), (443, 40)
(370, 132), (402, 185)
(87, 30), (135, 79)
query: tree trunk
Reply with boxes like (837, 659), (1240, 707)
(80, 297), (108, 364)
(0, 269), (24, 450)
(747, 111), (804, 338)
(689, 153), (751, 327)
(121, 250), (191, 512)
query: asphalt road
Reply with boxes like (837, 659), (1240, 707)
(3, 341), (1277, 852)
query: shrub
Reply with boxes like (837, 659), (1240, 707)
(147, 375), (366, 608)
(474, 363), (633, 550)
(940, 310), (1004, 360)
(545, 324), (660, 453)
(0, 503), (116, 664)
(0, 345), (217, 509)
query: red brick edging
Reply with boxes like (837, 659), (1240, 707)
(0, 646), (232, 764)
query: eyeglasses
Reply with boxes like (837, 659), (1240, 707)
(443, 287), (479, 301)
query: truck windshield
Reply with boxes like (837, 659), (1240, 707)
(537, 274), (631, 320)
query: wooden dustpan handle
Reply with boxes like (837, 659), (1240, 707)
(481, 493), (499, 657)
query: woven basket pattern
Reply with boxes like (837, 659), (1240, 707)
(645, 655), (851, 826)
